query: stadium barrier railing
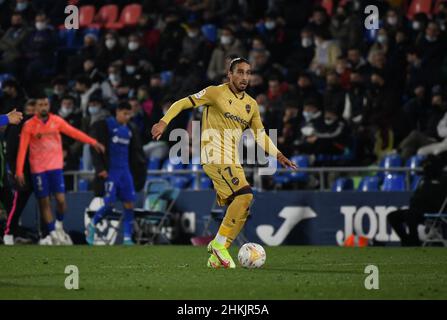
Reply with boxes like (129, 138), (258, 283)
(64, 166), (424, 192)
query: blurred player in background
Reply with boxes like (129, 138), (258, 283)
(16, 95), (105, 245)
(87, 101), (146, 245)
(0, 109), (23, 243)
(152, 58), (297, 268)
(3, 100), (36, 245)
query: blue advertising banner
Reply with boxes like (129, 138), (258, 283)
(20, 191), (412, 245)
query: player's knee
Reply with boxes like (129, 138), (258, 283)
(233, 187), (253, 207)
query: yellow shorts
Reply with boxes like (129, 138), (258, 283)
(202, 164), (250, 206)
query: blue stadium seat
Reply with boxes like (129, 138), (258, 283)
(162, 157), (189, 188)
(332, 177), (354, 192)
(289, 155), (309, 182)
(357, 176), (380, 191)
(78, 178), (89, 191)
(146, 157), (163, 181)
(201, 24), (217, 43)
(382, 174), (406, 191)
(160, 70), (173, 86)
(378, 153), (402, 181)
(407, 154), (425, 191)
(58, 28), (80, 50)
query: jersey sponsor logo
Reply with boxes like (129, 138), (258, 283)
(111, 135), (130, 145)
(245, 104), (251, 114)
(224, 112), (249, 127)
(193, 89), (206, 99)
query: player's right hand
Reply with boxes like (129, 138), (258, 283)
(151, 120), (167, 141)
(7, 108), (23, 125)
(93, 142), (106, 154)
(97, 170), (108, 179)
(15, 175), (25, 187)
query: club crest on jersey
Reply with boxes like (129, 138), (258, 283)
(229, 99), (232, 105)
(231, 177), (240, 185)
(245, 104), (251, 114)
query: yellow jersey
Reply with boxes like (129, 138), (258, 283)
(161, 83), (279, 164)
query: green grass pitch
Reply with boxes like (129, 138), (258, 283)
(0, 246), (446, 299)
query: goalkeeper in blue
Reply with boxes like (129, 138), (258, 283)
(86, 101), (146, 245)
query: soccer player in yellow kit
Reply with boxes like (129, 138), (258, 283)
(152, 58), (297, 268)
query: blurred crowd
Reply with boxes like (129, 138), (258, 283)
(1, 0), (447, 178)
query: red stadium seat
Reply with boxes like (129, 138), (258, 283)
(407, 0), (433, 19)
(320, 0), (334, 15)
(105, 4), (142, 30)
(79, 5), (95, 28)
(88, 4), (119, 29)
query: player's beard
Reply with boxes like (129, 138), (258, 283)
(39, 110), (49, 118)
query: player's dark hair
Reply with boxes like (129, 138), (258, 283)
(229, 57), (250, 72)
(117, 101), (132, 110)
(34, 92), (48, 100)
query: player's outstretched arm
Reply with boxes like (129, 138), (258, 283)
(151, 97), (195, 140)
(58, 116), (105, 153)
(250, 105), (297, 170)
(151, 120), (167, 141)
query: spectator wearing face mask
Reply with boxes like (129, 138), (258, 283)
(181, 22), (207, 66)
(96, 32), (124, 72)
(57, 95), (82, 189)
(260, 13), (288, 62)
(0, 11), (30, 74)
(74, 75), (101, 117)
(314, 108), (351, 157)
(207, 26), (246, 82)
(22, 12), (56, 88)
(123, 33), (152, 75)
(49, 77), (69, 113)
(295, 99), (325, 155)
(284, 28), (315, 82)
(80, 95), (110, 171)
(416, 22), (446, 87)
(68, 33), (98, 77)
(13, 0), (36, 24)
(383, 8), (403, 36)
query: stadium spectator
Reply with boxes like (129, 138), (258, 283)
(13, 0), (36, 23)
(74, 75), (101, 117)
(22, 12), (56, 90)
(68, 33), (99, 78)
(180, 22), (207, 66)
(96, 32), (124, 72)
(3, 100), (35, 245)
(329, 4), (363, 52)
(48, 77), (69, 113)
(310, 30), (342, 76)
(399, 88), (447, 160)
(207, 26), (246, 81)
(283, 27), (315, 82)
(0, 78), (26, 114)
(295, 99), (325, 156)
(0, 11), (30, 74)
(388, 154), (447, 246)
(57, 95), (82, 189)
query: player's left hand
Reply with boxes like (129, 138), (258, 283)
(93, 142), (106, 154)
(277, 153), (298, 170)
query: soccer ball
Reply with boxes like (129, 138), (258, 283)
(237, 243), (266, 268)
